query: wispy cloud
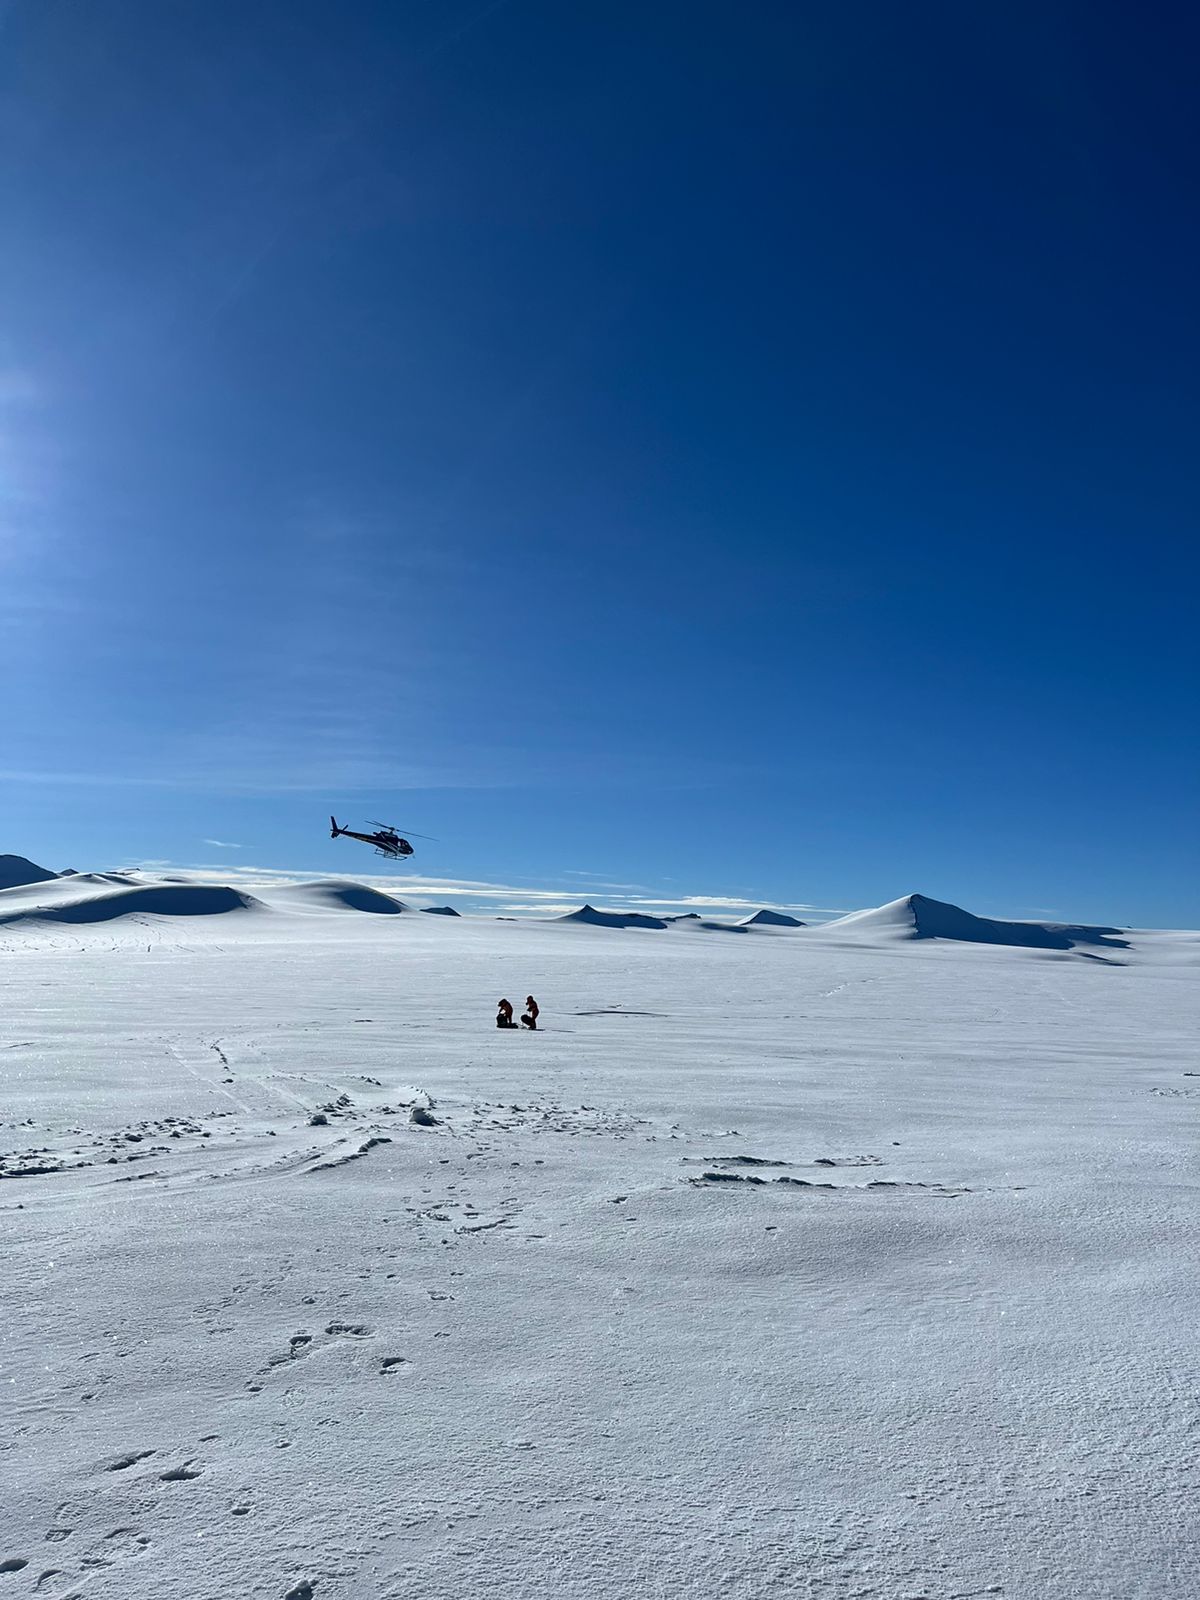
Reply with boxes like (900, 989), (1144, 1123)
(560, 871), (653, 890)
(143, 859), (845, 921)
(0, 763), (516, 794)
(203, 838), (244, 849)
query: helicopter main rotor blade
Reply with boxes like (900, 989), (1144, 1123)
(366, 822), (439, 841)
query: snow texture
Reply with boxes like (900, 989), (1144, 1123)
(1, 870), (1197, 1599)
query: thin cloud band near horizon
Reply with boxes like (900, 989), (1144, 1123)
(138, 860), (845, 920)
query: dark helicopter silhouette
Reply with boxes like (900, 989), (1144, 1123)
(329, 817), (434, 861)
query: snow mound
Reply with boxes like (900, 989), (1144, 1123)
(556, 904), (669, 930)
(0, 854), (59, 890)
(826, 893), (1128, 951)
(270, 880), (407, 915)
(0, 882), (261, 925)
(740, 909), (806, 928)
(419, 905), (460, 917)
(70, 871), (141, 886)
(665, 914), (747, 933)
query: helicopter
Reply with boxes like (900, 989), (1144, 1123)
(329, 816), (433, 861)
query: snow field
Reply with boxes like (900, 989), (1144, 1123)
(1, 906), (1197, 1598)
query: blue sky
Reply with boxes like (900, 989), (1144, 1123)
(1, 0), (1197, 924)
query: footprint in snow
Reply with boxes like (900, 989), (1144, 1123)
(264, 1334), (312, 1369)
(813, 1154), (883, 1167)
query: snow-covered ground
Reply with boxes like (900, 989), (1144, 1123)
(2, 871), (1197, 1599)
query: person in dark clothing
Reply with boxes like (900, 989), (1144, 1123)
(496, 998), (516, 1029)
(520, 995), (539, 1029)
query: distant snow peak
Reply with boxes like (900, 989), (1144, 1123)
(557, 903), (669, 930)
(0, 854), (58, 890)
(826, 892), (1128, 952)
(555, 903), (813, 933)
(739, 908), (806, 928)
(0, 864), (1136, 951)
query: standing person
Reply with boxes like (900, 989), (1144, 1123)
(497, 998), (516, 1029)
(521, 995), (539, 1030)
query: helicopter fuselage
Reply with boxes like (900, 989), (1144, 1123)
(330, 817), (414, 858)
